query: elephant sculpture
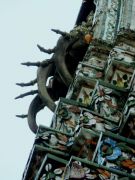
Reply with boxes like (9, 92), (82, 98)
(16, 0), (96, 133)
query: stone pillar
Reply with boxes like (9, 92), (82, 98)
(93, 0), (135, 43)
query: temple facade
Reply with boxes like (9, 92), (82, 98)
(17, 0), (135, 179)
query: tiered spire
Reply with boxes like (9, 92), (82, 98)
(16, 0), (135, 179)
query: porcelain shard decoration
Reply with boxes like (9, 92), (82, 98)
(79, 109), (121, 133)
(105, 60), (135, 90)
(35, 125), (73, 153)
(90, 82), (127, 123)
(94, 132), (135, 177)
(108, 46), (135, 66)
(66, 76), (97, 107)
(22, 144), (67, 180)
(19, 0), (135, 179)
(63, 156), (133, 180)
(83, 40), (112, 70)
(76, 62), (104, 80)
(71, 128), (100, 160)
(120, 112), (135, 140)
(35, 153), (67, 180)
(51, 98), (81, 134)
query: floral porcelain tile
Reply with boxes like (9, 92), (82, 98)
(87, 56), (107, 69)
(71, 128), (100, 160)
(35, 125), (73, 153)
(76, 62), (104, 79)
(105, 60), (134, 89)
(120, 112), (135, 140)
(90, 82), (127, 123)
(93, 132), (135, 177)
(51, 98), (81, 134)
(83, 40), (111, 70)
(35, 154), (67, 180)
(22, 146), (45, 180)
(66, 76), (97, 107)
(79, 109), (121, 133)
(22, 145), (48, 180)
(63, 156), (133, 179)
(123, 92), (135, 116)
(22, 145), (67, 180)
(109, 47), (135, 65)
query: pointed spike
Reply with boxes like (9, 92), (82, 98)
(37, 44), (55, 54)
(21, 62), (41, 67)
(51, 29), (70, 39)
(40, 59), (54, 67)
(16, 79), (37, 87)
(16, 114), (28, 118)
(15, 90), (38, 99)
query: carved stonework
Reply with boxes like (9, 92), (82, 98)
(119, 0), (135, 30)
(93, 0), (119, 43)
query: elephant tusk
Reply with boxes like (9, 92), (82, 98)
(54, 37), (73, 86)
(37, 63), (56, 112)
(27, 95), (44, 134)
(27, 85), (58, 134)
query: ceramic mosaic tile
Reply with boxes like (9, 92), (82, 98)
(66, 76), (97, 107)
(79, 108), (122, 133)
(22, 145), (67, 180)
(35, 125), (73, 154)
(120, 112), (135, 140)
(108, 47), (135, 65)
(123, 92), (135, 116)
(84, 55), (107, 69)
(76, 62), (104, 79)
(35, 153), (67, 180)
(63, 156), (134, 179)
(116, 30), (135, 49)
(51, 98), (82, 134)
(90, 81), (127, 123)
(71, 128), (100, 160)
(83, 41), (111, 70)
(105, 60), (135, 90)
(93, 131), (135, 177)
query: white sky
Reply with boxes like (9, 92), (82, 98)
(0, 0), (82, 179)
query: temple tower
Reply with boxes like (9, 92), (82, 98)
(16, 0), (135, 179)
